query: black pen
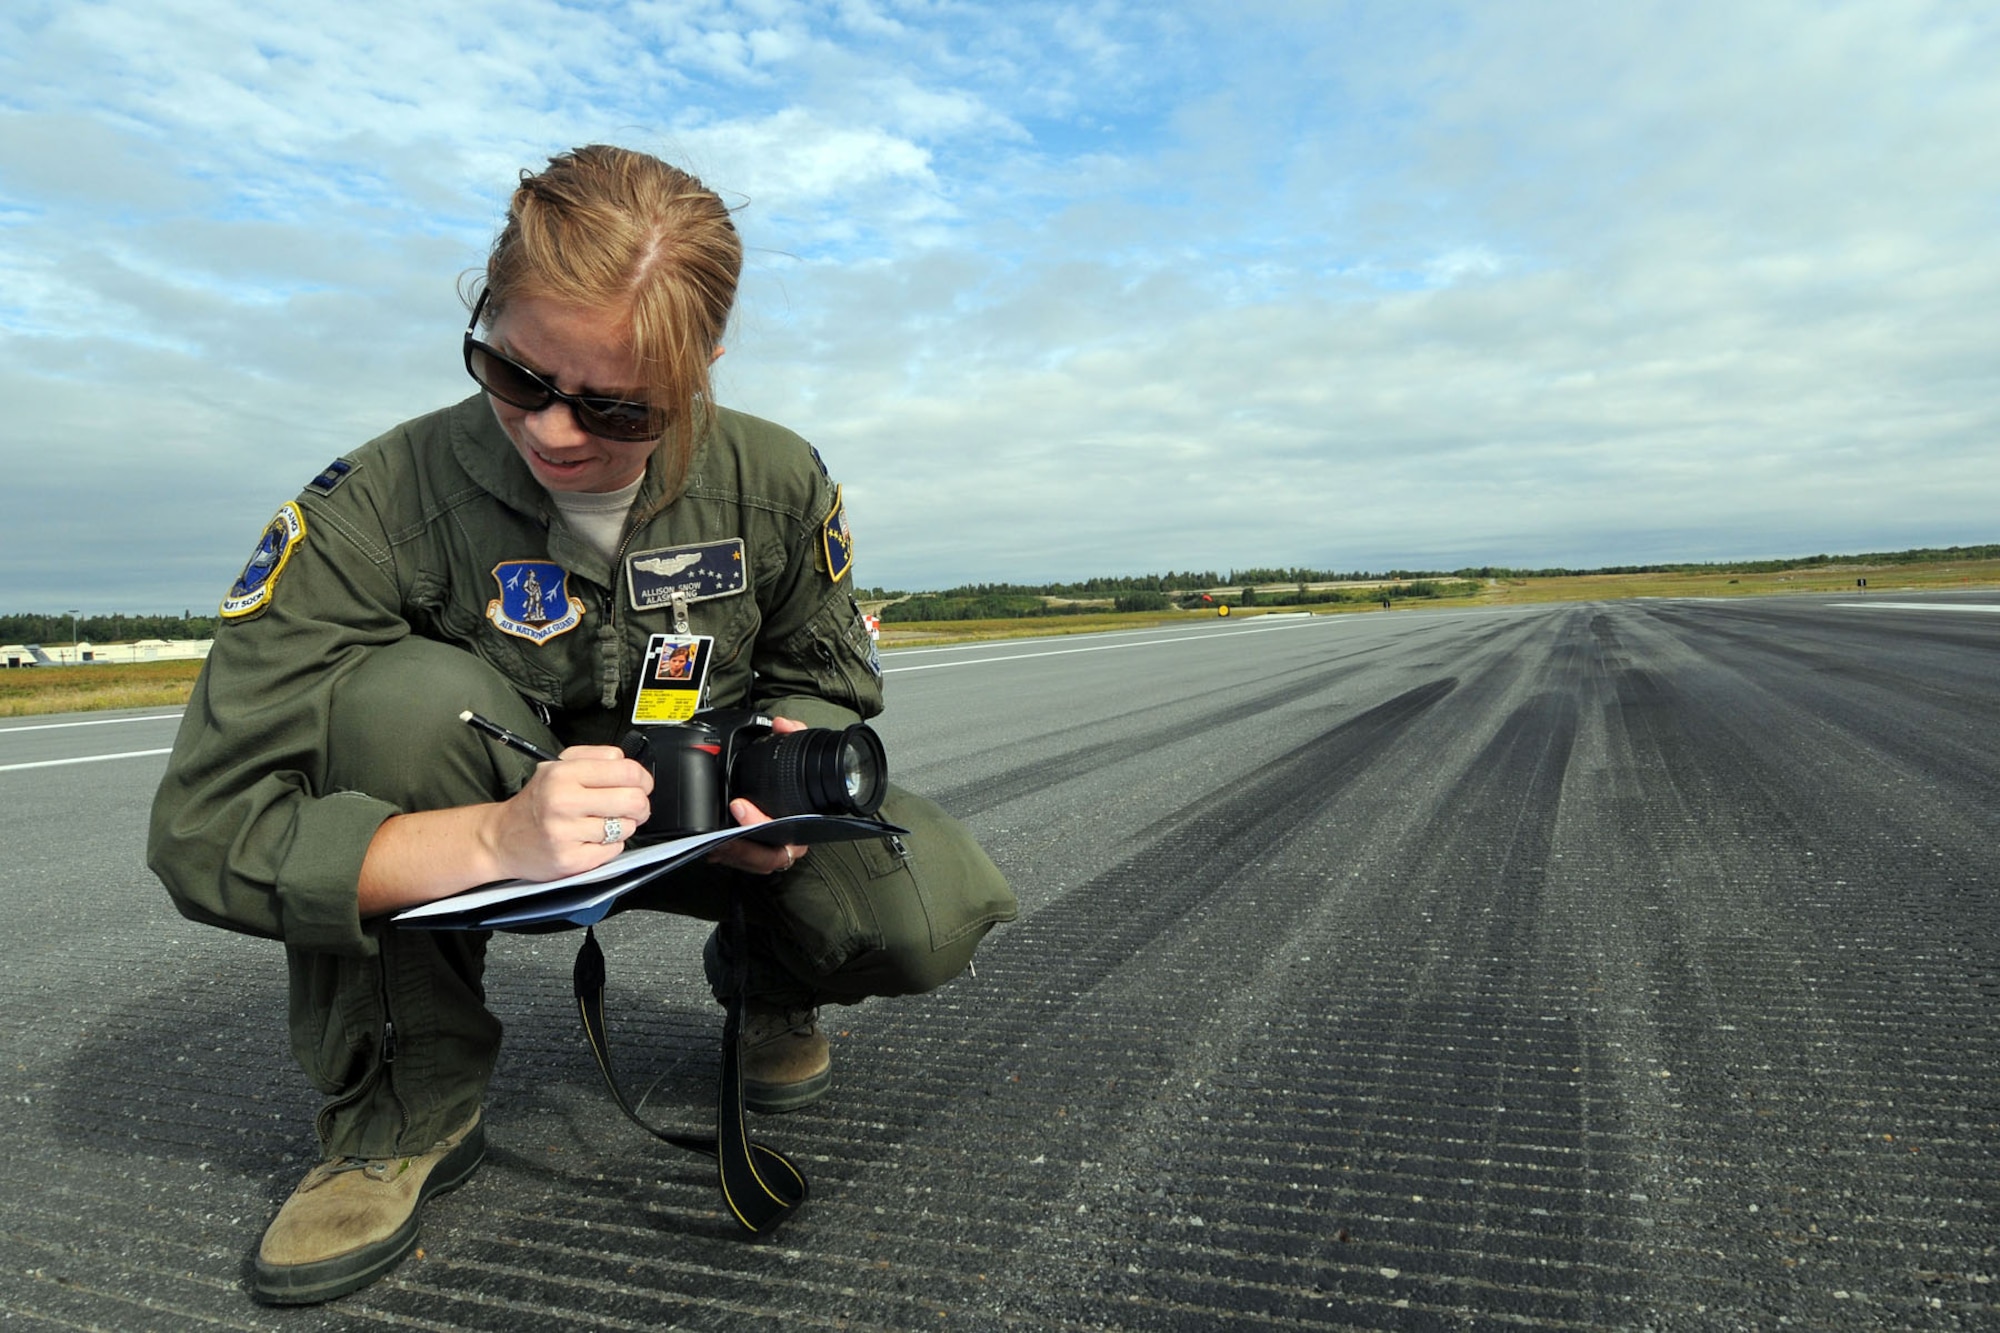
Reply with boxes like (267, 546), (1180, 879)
(460, 709), (561, 764)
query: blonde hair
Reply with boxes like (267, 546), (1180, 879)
(479, 145), (742, 496)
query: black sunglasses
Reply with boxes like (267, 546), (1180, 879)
(462, 290), (660, 442)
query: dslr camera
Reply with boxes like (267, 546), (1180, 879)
(618, 707), (888, 842)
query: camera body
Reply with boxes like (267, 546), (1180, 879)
(619, 707), (888, 842)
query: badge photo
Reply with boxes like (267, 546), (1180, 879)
(632, 633), (715, 724)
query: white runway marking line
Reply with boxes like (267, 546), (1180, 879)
(0, 713), (184, 772)
(1828, 602), (2000, 614)
(0, 712), (184, 734)
(0, 748), (174, 773)
(881, 616), (1343, 675)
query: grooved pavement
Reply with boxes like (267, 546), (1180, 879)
(2, 596), (1995, 1328)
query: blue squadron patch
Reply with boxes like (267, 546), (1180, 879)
(220, 503), (306, 620)
(625, 537), (749, 612)
(822, 486), (854, 583)
(487, 560), (585, 643)
(305, 459), (353, 495)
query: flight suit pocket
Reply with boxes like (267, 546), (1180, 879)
(285, 945), (385, 1098)
(765, 785), (1017, 987)
(874, 786), (1018, 952)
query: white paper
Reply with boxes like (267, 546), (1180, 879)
(391, 814), (895, 928)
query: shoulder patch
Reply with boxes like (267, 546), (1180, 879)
(305, 458), (354, 496)
(821, 486), (854, 584)
(220, 503), (307, 621)
(486, 560), (585, 643)
(626, 538), (749, 612)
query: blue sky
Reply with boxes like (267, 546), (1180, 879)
(4, 1), (1996, 612)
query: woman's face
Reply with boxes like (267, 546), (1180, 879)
(482, 295), (658, 494)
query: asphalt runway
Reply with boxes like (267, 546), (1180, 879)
(3, 594), (1996, 1329)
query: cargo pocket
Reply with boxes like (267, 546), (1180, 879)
(764, 834), (887, 981)
(285, 942), (393, 1143)
(872, 786), (1017, 953)
(758, 784), (1016, 995)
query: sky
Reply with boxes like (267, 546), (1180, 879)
(3, 1), (1996, 613)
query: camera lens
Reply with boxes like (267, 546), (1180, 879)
(733, 722), (887, 819)
(833, 726), (887, 811)
(840, 744), (869, 802)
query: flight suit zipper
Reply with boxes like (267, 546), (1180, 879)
(813, 636), (863, 710)
(310, 947), (411, 1153)
(372, 942), (411, 1144)
(597, 521), (650, 710)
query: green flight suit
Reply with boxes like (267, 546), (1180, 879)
(147, 396), (1016, 1158)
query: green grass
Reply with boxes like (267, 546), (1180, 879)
(1473, 556), (2000, 604)
(0, 659), (206, 718)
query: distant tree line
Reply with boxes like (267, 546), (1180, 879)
(861, 568), (1447, 608)
(878, 579), (1484, 622)
(1223, 566), (1443, 585)
(862, 543), (1998, 612)
(0, 612), (218, 644)
(1452, 543), (2000, 580)
(1186, 580), (1480, 609)
(882, 593), (1106, 623)
(862, 574), (1227, 601)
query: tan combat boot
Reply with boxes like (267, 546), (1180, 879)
(740, 1004), (831, 1113)
(251, 1110), (485, 1305)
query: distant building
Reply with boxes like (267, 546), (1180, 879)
(0, 639), (212, 667)
(123, 638), (213, 663)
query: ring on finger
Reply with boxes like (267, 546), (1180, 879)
(600, 816), (625, 845)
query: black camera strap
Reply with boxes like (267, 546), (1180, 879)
(571, 912), (808, 1234)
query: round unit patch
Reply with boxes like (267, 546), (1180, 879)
(220, 503), (306, 620)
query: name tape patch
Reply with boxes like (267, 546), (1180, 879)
(626, 538), (748, 612)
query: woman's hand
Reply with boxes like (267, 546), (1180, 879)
(706, 717), (812, 876)
(356, 745), (653, 916)
(483, 744), (655, 881)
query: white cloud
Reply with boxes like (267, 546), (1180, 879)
(684, 107), (938, 205)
